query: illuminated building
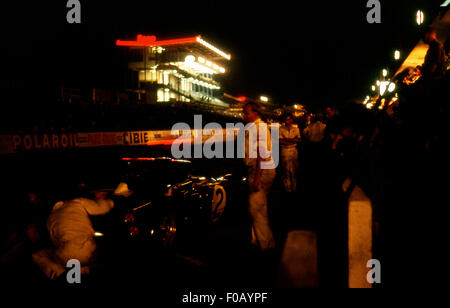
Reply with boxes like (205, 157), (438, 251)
(116, 34), (231, 106)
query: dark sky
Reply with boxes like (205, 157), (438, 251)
(2, 0), (445, 109)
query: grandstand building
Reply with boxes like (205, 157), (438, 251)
(116, 35), (231, 107)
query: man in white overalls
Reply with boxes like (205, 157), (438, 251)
(32, 183), (132, 280)
(243, 102), (276, 251)
(279, 114), (301, 192)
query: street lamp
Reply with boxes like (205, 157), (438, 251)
(416, 10), (424, 25)
(388, 83), (396, 92)
(382, 69), (388, 77)
(394, 50), (401, 60)
(260, 96), (269, 102)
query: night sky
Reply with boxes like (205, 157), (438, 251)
(2, 0), (445, 110)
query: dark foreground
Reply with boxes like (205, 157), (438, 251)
(1, 144), (352, 292)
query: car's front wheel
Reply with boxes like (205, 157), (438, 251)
(160, 212), (177, 248)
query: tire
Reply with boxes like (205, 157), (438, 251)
(160, 212), (177, 248)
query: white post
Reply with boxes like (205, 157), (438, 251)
(343, 179), (373, 288)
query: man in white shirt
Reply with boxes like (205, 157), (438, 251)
(303, 116), (326, 143)
(279, 114), (301, 192)
(243, 102), (276, 251)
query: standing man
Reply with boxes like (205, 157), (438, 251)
(279, 113), (301, 192)
(243, 102), (276, 251)
(303, 114), (326, 144)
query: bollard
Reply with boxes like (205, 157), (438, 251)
(277, 230), (318, 288)
(343, 179), (373, 288)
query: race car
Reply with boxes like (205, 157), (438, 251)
(93, 156), (247, 249)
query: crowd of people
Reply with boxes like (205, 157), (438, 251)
(241, 28), (448, 285)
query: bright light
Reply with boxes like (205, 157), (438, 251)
(442, 0), (450, 7)
(388, 83), (396, 92)
(182, 56), (225, 74)
(164, 88), (170, 92)
(382, 69), (388, 77)
(388, 97), (399, 106)
(260, 96), (269, 102)
(196, 37), (231, 60)
(416, 10), (424, 25)
(380, 81), (390, 95)
(185, 55), (196, 63)
(371, 85), (376, 91)
(376, 80), (380, 86)
(394, 50), (401, 60)
(366, 103), (374, 109)
(363, 96), (370, 105)
(94, 232), (104, 237)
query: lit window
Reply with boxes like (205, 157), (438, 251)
(157, 89), (164, 102)
(164, 90), (170, 102)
